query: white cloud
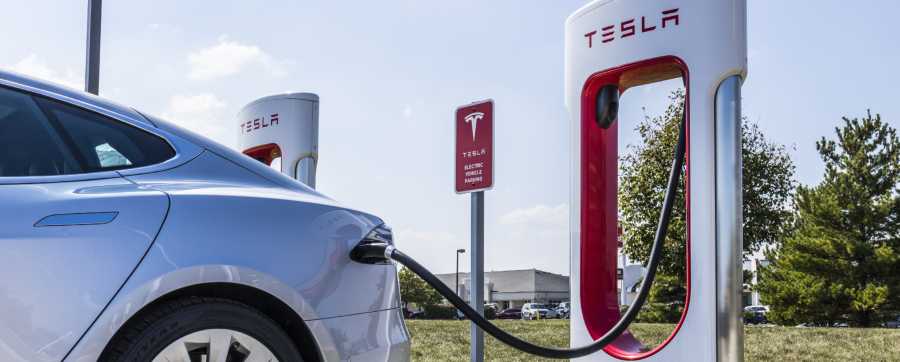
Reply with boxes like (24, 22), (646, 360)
(146, 23), (182, 34)
(187, 35), (287, 80)
(4, 54), (81, 89)
(492, 204), (570, 274)
(168, 93), (227, 114)
(499, 203), (568, 229)
(162, 93), (232, 146)
(402, 104), (413, 119)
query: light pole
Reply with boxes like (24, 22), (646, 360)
(456, 248), (465, 297)
(85, 0), (102, 95)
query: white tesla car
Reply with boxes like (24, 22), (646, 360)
(0, 69), (410, 362)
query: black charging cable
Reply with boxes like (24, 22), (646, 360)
(352, 118), (686, 359)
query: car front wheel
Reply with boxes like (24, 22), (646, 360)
(101, 297), (303, 362)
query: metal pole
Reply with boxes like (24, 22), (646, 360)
(715, 75), (744, 362)
(619, 252), (625, 305)
(470, 191), (484, 362)
(85, 0), (102, 95)
(456, 251), (460, 296)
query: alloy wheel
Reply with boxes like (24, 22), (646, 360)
(152, 328), (278, 362)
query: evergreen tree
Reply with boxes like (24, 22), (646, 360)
(619, 90), (796, 320)
(758, 111), (900, 327)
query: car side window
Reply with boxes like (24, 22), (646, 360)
(0, 87), (82, 176)
(32, 96), (175, 173)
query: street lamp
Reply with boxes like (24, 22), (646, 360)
(85, 0), (102, 94)
(456, 248), (466, 297)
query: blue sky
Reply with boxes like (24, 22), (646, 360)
(2, 1), (898, 275)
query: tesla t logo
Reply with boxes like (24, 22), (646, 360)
(584, 8), (680, 48)
(464, 112), (485, 142)
(241, 113), (280, 134)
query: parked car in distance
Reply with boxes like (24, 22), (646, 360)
(556, 302), (571, 319)
(497, 308), (522, 320)
(521, 303), (558, 320)
(403, 307), (424, 319)
(743, 305), (769, 313)
(883, 316), (900, 328)
(743, 305), (769, 324)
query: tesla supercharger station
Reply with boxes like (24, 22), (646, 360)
(566, 0), (746, 361)
(238, 93), (319, 187)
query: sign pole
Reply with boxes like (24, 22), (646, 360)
(470, 191), (484, 362)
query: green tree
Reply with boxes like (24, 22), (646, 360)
(619, 90), (796, 320)
(398, 266), (443, 308)
(758, 111), (900, 327)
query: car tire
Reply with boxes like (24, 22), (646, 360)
(100, 296), (303, 362)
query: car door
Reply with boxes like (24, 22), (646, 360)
(0, 86), (171, 362)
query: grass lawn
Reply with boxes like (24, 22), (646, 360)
(406, 320), (900, 361)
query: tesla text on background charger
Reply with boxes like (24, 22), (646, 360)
(240, 112), (280, 134)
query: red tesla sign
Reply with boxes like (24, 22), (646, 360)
(455, 100), (494, 193)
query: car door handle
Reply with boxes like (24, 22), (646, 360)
(34, 212), (119, 227)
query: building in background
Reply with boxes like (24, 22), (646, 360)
(435, 269), (569, 309)
(743, 250), (770, 306)
(617, 223), (644, 306)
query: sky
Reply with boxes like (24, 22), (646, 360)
(1, 1), (898, 276)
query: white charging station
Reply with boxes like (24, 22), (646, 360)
(566, 0), (746, 361)
(237, 93), (320, 188)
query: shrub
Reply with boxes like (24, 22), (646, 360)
(420, 304), (498, 320)
(423, 304), (458, 319)
(484, 307), (497, 320)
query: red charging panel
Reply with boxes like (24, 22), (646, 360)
(243, 143), (281, 166)
(579, 56), (691, 360)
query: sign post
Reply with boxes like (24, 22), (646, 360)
(469, 191), (484, 362)
(455, 100), (493, 362)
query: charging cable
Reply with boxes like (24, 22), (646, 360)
(352, 119), (686, 359)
